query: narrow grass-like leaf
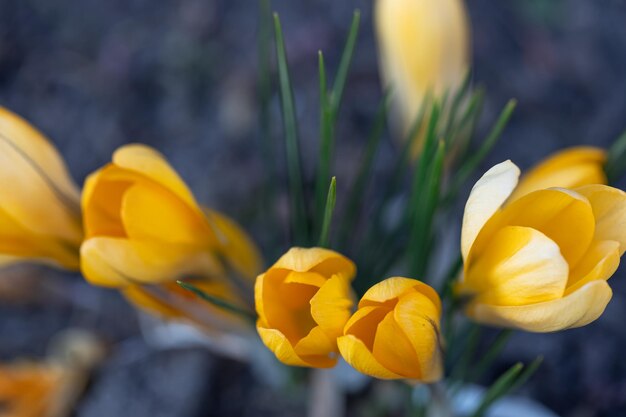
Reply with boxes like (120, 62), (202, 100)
(177, 280), (257, 323)
(606, 129), (626, 184)
(471, 330), (513, 382)
(273, 13), (308, 244)
(470, 363), (524, 417)
(447, 99), (516, 203)
(330, 10), (361, 122)
(449, 323), (482, 380)
(337, 92), (390, 249)
(510, 356), (543, 392)
(318, 177), (337, 248)
(315, 51), (334, 234)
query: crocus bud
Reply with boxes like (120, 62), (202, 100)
(375, 0), (470, 150)
(255, 247), (356, 368)
(338, 277), (443, 382)
(0, 107), (82, 269)
(80, 144), (262, 287)
(458, 160), (626, 332)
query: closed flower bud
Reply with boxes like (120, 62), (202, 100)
(80, 144), (262, 288)
(458, 160), (626, 332)
(375, 0), (470, 150)
(511, 146), (607, 201)
(0, 107), (82, 269)
(338, 277), (443, 382)
(255, 247), (356, 368)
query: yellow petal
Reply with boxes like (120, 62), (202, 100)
(284, 271), (327, 287)
(394, 291), (443, 382)
(375, 0), (469, 138)
(121, 183), (209, 243)
(461, 160), (520, 261)
(511, 147), (607, 201)
(112, 144), (202, 214)
(0, 107), (80, 205)
(467, 280), (612, 332)
(310, 275), (354, 337)
(566, 240), (620, 294)
(475, 188), (595, 268)
(272, 247), (356, 280)
(0, 131), (82, 244)
(337, 335), (403, 379)
(257, 326), (330, 368)
(81, 166), (131, 238)
(80, 237), (222, 287)
(372, 311), (421, 378)
(205, 209), (263, 281)
(360, 277), (441, 313)
(343, 305), (389, 350)
(575, 185), (626, 255)
(463, 226), (568, 306)
(294, 325), (338, 367)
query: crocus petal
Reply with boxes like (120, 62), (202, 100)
(294, 326), (338, 366)
(360, 277), (442, 313)
(575, 185), (626, 255)
(476, 188), (595, 269)
(467, 280), (612, 332)
(0, 107), (80, 204)
(463, 226), (569, 306)
(272, 247), (356, 280)
(205, 209), (263, 281)
(338, 335), (403, 380)
(567, 240), (620, 294)
(81, 167), (130, 238)
(257, 327), (312, 367)
(310, 275), (354, 337)
(112, 144), (200, 213)
(394, 291), (443, 382)
(461, 160), (520, 261)
(511, 147), (607, 201)
(80, 237), (222, 287)
(372, 311), (421, 378)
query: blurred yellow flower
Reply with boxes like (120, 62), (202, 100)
(458, 160), (626, 332)
(375, 0), (470, 149)
(338, 277), (442, 382)
(255, 247), (355, 368)
(511, 146), (607, 201)
(80, 144), (262, 288)
(0, 107), (82, 270)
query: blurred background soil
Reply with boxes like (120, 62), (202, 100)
(1, 0), (626, 416)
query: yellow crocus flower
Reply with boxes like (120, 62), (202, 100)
(458, 160), (626, 332)
(511, 146), (607, 200)
(338, 277), (442, 382)
(0, 107), (82, 269)
(80, 144), (262, 290)
(255, 247), (356, 368)
(375, 0), (470, 148)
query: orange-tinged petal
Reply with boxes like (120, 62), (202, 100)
(257, 327), (327, 368)
(294, 326), (337, 362)
(372, 311), (421, 378)
(343, 305), (389, 350)
(566, 240), (620, 294)
(272, 247), (356, 280)
(82, 167), (130, 238)
(80, 237), (222, 287)
(467, 280), (612, 332)
(476, 188), (595, 268)
(576, 185), (626, 255)
(205, 209), (263, 281)
(360, 277), (441, 313)
(121, 183), (209, 243)
(337, 335), (403, 379)
(394, 291), (443, 382)
(463, 226), (568, 306)
(310, 275), (353, 337)
(511, 147), (607, 201)
(112, 144), (200, 213)
(284, 271), (327, 287)
(461, 160), (520, 261)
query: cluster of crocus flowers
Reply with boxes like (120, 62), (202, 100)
(374, 0), (470, 149)
(0, 107), (82, 270)
(255, 248), (443, 382)
(458, 156), (626, 332)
